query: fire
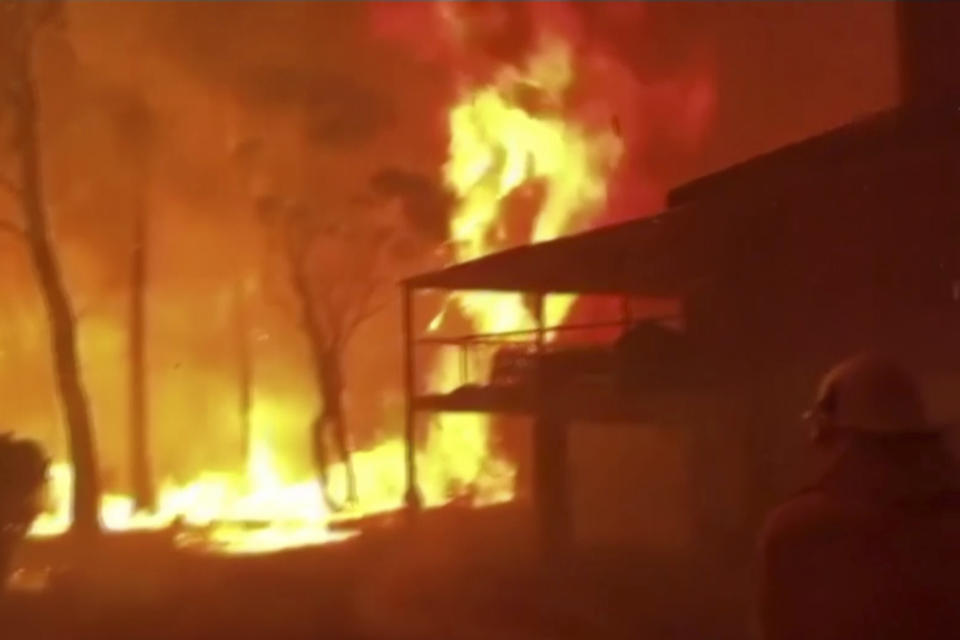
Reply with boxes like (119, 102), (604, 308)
(443, 35), (621, 334)
(26, 32), (620, 554)
(31, 432), (353, 554)
(424, 35), (622, 488)
(28, 396), (511, 552)
(446, 39), (621, 262)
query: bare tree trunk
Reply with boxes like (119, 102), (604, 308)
(235, 285), (252, 470)
(290, 261), (340, 510)
(129, 201), (153, 511)
(309, 412), (334, 499)
(304, 329), (358, 509)
(287, 247), (358, 507)
(16, 54), (101, 536)
(319, 347), (358, 505)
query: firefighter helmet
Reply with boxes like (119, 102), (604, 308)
(807, 353), (933, 435)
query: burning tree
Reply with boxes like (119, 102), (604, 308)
(0, 1), (101, 535)
(249, 184), (422, 509)
(231, 125), (433, 509)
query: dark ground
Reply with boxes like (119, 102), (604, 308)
(2, 503), (751, 640)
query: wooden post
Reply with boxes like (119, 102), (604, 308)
(402, 286), (422, 510)
(533, 416), (570, 554)
(531, 292), (570, 553)
(533, 293), (545, 353)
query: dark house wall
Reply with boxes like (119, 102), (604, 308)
(897, 1), (960, 103)
(679, 116), (960, 517)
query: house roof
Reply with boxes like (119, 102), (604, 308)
(405, 101), (960, 296)
(404, 201), (741, 294)
(668, 99), (960, 206)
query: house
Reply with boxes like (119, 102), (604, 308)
(399, 2), (960, 556)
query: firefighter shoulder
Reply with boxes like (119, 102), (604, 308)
(758, 354), (960, 640)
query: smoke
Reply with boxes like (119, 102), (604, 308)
(372, 1), (716, 219)
(39, 3), (457, 484)
(0, 2), (720, 492)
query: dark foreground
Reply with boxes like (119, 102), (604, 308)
(2, 504), (748, 640)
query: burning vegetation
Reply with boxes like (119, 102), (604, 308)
(7, 2), (954, 640)
(0, 2), (714, 554)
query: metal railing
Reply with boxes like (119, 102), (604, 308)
(414, 315), (680, 390)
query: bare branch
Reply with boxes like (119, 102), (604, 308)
(74, 305), (91, 325)
(0, 218), (24, 238)
(25, 1), (63, 36)
(313, 287), (343, 346)
(286, 242), (340, 352)
(1, 82), (21, 107)
(342, 279), (388, 343)
(0, 174), (22, 199)
(344, 300), (387, 343)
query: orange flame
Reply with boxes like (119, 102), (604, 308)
(28, 33), (622, 554)
(423, 35), (622, 494)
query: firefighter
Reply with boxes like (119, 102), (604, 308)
(758, 353), (960, 640)
(0, 434), (48, 584)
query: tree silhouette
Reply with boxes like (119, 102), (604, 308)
(103, 89), (156, 512)
(251, 185), (417, 508)
(0, 1), (101, 535)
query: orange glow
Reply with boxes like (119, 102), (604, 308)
(442, 35), (622, 339)
(27, 33), (620, 554)
(29, 394), (513, 552)
(423, 35), (623, 494)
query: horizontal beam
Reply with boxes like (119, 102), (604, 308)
(416, 316), (679, 346)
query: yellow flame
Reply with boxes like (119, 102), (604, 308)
(443, 36), (622, 338)
(31, 438), (352, 553)
(29, 400), (512, 552)
(27, 35), (618, 554)
(424, 36), (623, 493)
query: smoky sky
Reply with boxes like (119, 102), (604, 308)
(52, 2), (897, 239)
(0, 2), (897, 473)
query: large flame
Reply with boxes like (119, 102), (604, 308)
(31, 406), (354, 553)
(28, 394), (516, 552)
(424, 35), (622, 493)
(439, 35), (622, 342)
(27, 34), (621, 554)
